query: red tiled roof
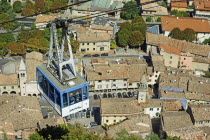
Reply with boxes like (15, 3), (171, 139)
(171, 0), (187, 8)
(194, 0), (210, 10)
(161, 16), (210, 33)
(159, 44), (181, 55)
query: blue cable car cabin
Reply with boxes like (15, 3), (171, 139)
(36, 64), (89, 117)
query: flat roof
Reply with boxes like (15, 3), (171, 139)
(38, 63), (86, 92)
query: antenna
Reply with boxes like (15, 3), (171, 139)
(47, 19), (76, 84)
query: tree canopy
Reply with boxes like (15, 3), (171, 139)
(170, 10), (190, 17)
(169, 27), (184, 40)
(117, 16), (146, 48)
(182, 28), (196, 42)
(128, 31), (144, 48)
(22, 1), (35, 16)
(120, 1), (139, 19)
(13, 1), (22, 13)
(35, 0), (45, 14)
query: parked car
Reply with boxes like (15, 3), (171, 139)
(83, 54), (91, 57)
(70, 114), (74, 119)
(86, 110), (91, 118)
(75, 112), (80, 119)
(92, 54), (100, 57)
(81, 112), (85, 118)
(90, 122), (98, 127)
(101, 53), (108, 56)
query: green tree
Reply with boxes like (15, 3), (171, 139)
(131, 16), (147, 37)
(0, 33), (15, 43)
(128, 31), (144, 48)
(0, 42), (8, 56)
(203, 38), (210, 45)
(146, 17), (152, 22)
(71, 39), (80, 53)
(29, 132), (44, 140)
(156, 17), (161, 22)
(120, 21), (132, 31)
(45, 0), (53, 14)
(35, 0), (45, 14)
(183, 28), (196, 42)
(116, 129), (143, 140)
(117, 29), (131, 47)
(0, 13), (18, 30)
(170, 10), (190, 17)
(120, 1), (139, 19)
(8, 42), (26, 55)
(13, 1), (22, 13)
(22, 1), (35, 16)
(110, 39), (116, 49)
(169, 27), (184, 40)
(17, 30), (32, 43)
(0, 0), (12, 14)
(50, 0), (62, 13)
(204, 71), (210, 78)
(145, 132), (160, 140)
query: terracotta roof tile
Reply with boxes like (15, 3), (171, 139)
(193, 57), (210, 64)
(189, 104), (210, 122)
(161, 16), (210, 32)
(101, 98), (141, 115)
(159, 44), (181, 55)
(0, 74), (18, 85)
(161, 111), (193, 131)
(171, 0), (187, 8)
(146, 32), (210, 57)
(78, 32), (111, 42)
(107, 115), (152, 138)
(194, 0), (210, 10)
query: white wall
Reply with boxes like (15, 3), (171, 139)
(197, 32), (210, 43)
(148, 71), (161, 85)
(79, 41), (110, 53)
(144, 107), (161, 118)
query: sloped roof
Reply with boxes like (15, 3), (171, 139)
(189, 104), (210, 122)
(107, 114), (152, 138)
(19, 59), (26, 71)
(159, 44), (181, 55)
(78, 32), (111, 42)
(0, 95), (43, 130)
(194, 0), (210, 10)
(0, 74), (18, 85)
(101, 98), (141, 115)
(146, 32), (210, 57)
(171, 0), (187, 8)
(161, 16), (210, 32)
(38, 117), (66, 130)
(162, 111), (193, 131)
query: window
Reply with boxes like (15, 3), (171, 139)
(87, 48), (89, 51)
(63, 93), (68, 107)
(157, 108), (159, 111)
(93, 42), (95, 45)
(124, 84), (126, 86)
(11, 86), (14, 89)
(82, 43), (84, 45)
(184, 58), (186, 60)
(129, 83), (132, 86)
(114, 120), (116, 123)
(100, 47), (104, 51)
(155, 75), (158, 77)
(113, 80), (116, 82)
(170, 56), (172, 59)
(150, 108), (153, 111)
(106, 80), (109, 82)
(87, 43), (89, 45)
(3, 86), (6, 89)
(106, 84), (109, 88)
(98, 85), (102, 89)
(98, 80), (102, 83)
(106, 120), (109, 123)
(123, 79), (127, 81)
(81, 48), (86, 52)
(69, 88), (82, 105)
(169, 61), (172, 64)
(93, 48), (95, 50)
